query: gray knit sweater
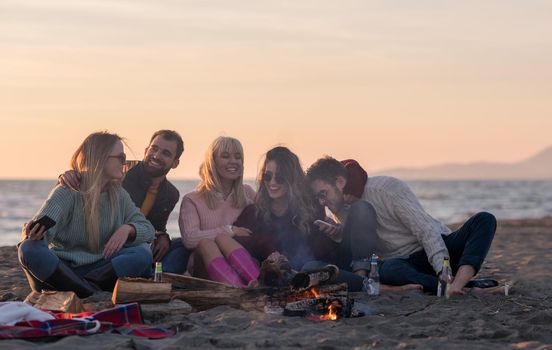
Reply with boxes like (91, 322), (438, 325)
(362, 176), (451, 274)
(30, 185), (154, 267)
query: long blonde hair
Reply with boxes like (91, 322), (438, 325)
(70, 132), (122, 252)
(197, 136), (247, 210)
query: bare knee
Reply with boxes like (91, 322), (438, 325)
(215, 234), (243, 256)
(196, 238), (216, 255)
(196, 238), (224, 264)
(214, 234), (232, 246)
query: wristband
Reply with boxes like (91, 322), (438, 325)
(225, 225), (234, 236)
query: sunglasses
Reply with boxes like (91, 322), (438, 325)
(263, 171), (285, 185)
(108, 153), (127, 165)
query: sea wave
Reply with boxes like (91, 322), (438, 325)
(1, 179), (551, 247)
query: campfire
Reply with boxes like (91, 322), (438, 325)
(259, 261), (357, 321)
(308, 288), (340, 321)
(111, 260), (366, 321)
(276, 283), (352, 321)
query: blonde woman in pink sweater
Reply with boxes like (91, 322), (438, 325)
(178, 137), (258, 287)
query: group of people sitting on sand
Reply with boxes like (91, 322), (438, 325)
(18, 130), (498, 298)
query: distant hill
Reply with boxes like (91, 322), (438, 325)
(375, 146), (552, 180)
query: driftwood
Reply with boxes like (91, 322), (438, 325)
(112, 274), (270, 311)
(171, 289), (267, 311)
(161, 273), (236, 291)
(163, 273), (273, 311)
(112, 274), (348, 313)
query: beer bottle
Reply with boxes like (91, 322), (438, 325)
(437, 257), (452, 298)
(154, 262), (163, 282)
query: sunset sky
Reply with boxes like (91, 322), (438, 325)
(1, 1), (551, 179)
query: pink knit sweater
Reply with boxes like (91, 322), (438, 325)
(178, 184), (256, 249)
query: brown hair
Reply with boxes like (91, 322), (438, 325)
(305, 156), (348, 186)
(148, 130), (184, 160)
(256, 146), (317, 234)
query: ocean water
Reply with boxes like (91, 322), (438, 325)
(1, 179), (551, 247)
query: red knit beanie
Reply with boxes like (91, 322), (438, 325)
(340, 159), (368, 198)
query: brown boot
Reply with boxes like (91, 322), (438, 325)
(21, 267), (49, 293)
(84, 262), (119, 292)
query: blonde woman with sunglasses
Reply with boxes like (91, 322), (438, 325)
(18, 132), (155, 298)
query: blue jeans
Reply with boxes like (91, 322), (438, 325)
(18, 239), (153, 281)
(301, 201), (379, 292)
(336, 200), (378, 271)
(379, 212), (497, 294)
(153, 238), (191, 275)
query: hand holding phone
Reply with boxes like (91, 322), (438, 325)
(29, 215), (56, 231)
(314, 219), (337, 230)
(314, 219), (343, 242)
(25, 215), (56, 240)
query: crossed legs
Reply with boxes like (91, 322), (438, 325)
(379, 212), (497, 294)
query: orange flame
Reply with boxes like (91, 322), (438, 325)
(314, 304), (337, 321)
(309, 287), (320, 298)
(326, 304), (338, 321)
(304, 288), (339, 321)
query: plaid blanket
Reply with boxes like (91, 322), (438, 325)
(0, 303), (174, 340)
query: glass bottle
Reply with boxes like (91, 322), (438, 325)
(437, 257), (452, 298)
(363, 254), (380, 296)
(154, 262), (163, 282)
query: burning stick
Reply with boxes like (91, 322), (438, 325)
(281, 283), (352, 320)
(290, 265), (339, 289)
(284, 296), (351, 320)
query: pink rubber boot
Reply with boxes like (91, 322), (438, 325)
(206, 256), (246, 287)
(227, 248), (260, 286)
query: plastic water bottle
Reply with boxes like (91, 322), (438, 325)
(437, 257), (452, 298)
(363, 254), (380, 296)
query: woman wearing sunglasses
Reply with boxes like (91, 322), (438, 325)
(18, 132), (155, 298)
(233, 146), (337, 272)
(178, 136), (258, 287)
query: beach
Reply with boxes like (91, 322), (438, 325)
(1, 218), (551, 349)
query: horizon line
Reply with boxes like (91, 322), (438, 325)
(1, 177), (551, 182)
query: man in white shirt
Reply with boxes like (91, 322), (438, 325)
(306, 156), (497, 295)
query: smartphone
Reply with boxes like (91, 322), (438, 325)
(313, 219), (336, 230)
(29, 215), (56, 231)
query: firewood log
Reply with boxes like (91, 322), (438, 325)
(171, 289), (268, 311)
(111, 278), (172, 304)
(161, 273), (236, 291)
(112, 276), (268, 311)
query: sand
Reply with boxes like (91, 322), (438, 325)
(1, 218), (551, 349)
